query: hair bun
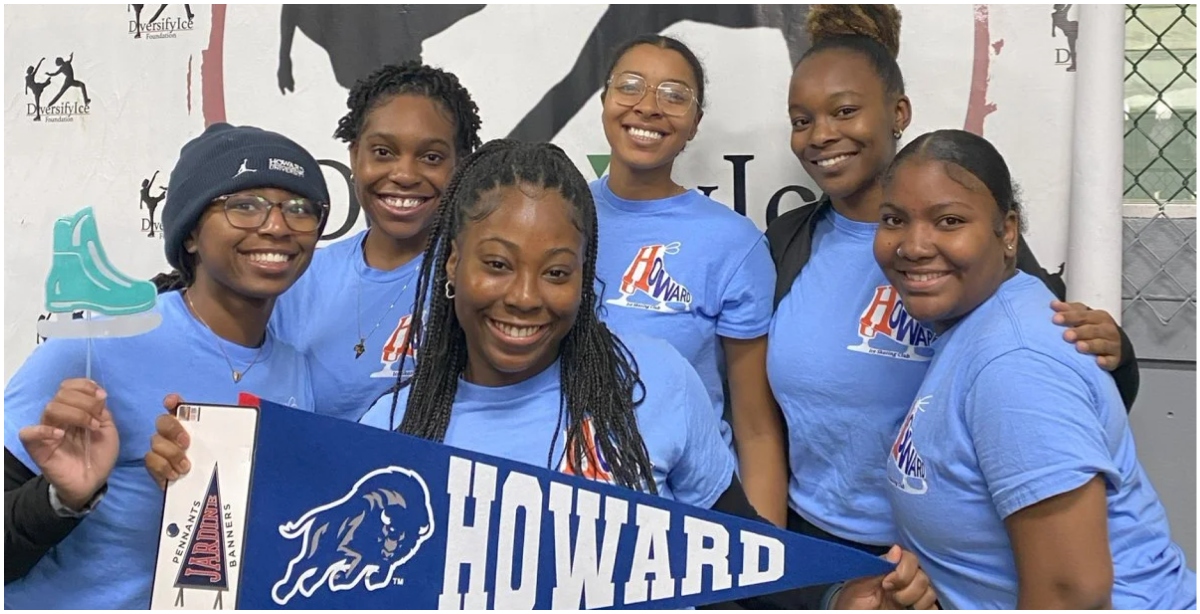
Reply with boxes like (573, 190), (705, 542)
(806, 5), (902, 59)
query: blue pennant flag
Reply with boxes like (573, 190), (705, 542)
(181, 400), (893, 609)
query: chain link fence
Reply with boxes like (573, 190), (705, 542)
(1122, 4), (1196, 362)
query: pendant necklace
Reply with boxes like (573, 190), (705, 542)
(185, 291), (265, 383)
(355, 276), (414, 359)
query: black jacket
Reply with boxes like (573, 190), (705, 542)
(765, 198), (1140, 411)
(5, 449), (86, 585)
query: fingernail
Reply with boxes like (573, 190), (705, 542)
(90, 419), (101, 430)
(181, 459), (191, 472)
(51, 428), (65, 438)
(95, 388), (107, 400)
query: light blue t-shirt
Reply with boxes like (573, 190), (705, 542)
(592, 177), (776, 450)
(359, 333), (736, 508)
(272, 229), (422, 422)
(767, 207), (933, 545)
(887, 272), (1196, 609)
(4, 291), (315, 610)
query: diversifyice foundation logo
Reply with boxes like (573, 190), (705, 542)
(23, 53), (91, 122)
(139, 170), (169, 238)
(129, 4), (195, 40)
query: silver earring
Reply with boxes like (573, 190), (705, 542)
(896, 246), (903, 257)
(444, 281), (455, 299)
(893, 129), (903, 140)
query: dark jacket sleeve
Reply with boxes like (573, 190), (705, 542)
(703, 476), (830, 610)
(5, 448), (82, 584)
(765, 200), (827, 308)
(1015, 235), (1140, 411)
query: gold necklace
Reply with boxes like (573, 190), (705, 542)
(185, 291), (265, 383)
(355, 275), (413, 359)
(354, 233), (415, 359)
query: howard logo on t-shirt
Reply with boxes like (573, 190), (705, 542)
(371, 314), (417, 379)
(889, 395), (931, 495)
(848, 285), (934, 361)
(607, 242), (693, 313)
(558, 417), (616, 484)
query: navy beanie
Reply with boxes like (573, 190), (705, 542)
(162, 123), (331, 273)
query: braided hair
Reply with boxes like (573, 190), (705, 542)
(334, 61), (483, 156)
(800, 5), (906, 98)
(151, 270), (189, 293)
(387, 139), (658, 494)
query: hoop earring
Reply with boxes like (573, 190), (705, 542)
(896, 246), (903, 257)
(444, 281), (455, 299)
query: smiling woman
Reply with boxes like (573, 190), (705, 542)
(874, 131), (1023, 333)
(875, 129), (1196, 610)
(268, 62), (483, 422)
(3, 123), (327, 609)
(589, 34), (790, 531)
(347, 139), (934, 610)
(359, 139), (722, 499)
(762, 6), (1143, 575)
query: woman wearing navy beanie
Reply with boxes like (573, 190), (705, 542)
(4, 123), (328, 608)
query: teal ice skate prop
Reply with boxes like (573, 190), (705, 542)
(37, 207), (162, 339)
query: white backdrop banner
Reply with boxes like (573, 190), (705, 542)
(5, 4), (1090, 383)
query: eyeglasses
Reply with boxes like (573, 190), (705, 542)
(212, 194), (328, 233)
(605, 72), (697, 117)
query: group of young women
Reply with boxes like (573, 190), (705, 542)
(4, 4), (1194, 610)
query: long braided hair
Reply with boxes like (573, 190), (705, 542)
(387, 139), (658, 494)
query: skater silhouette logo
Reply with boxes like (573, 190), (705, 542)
(129, 4), (195, 40)
(1051, 4), (1078, 72)
(24, 53), (90, 123)
(140, 171), (168, 238)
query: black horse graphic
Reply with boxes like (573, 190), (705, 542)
(275, 4), (810, 141)
(505, 4), (810, 141)
(276, 4), (486, 94)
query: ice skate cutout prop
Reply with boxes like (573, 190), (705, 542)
(37, 207), (161, 339)
(152, 399), (894, 610)
(38, 207), (162, 469)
